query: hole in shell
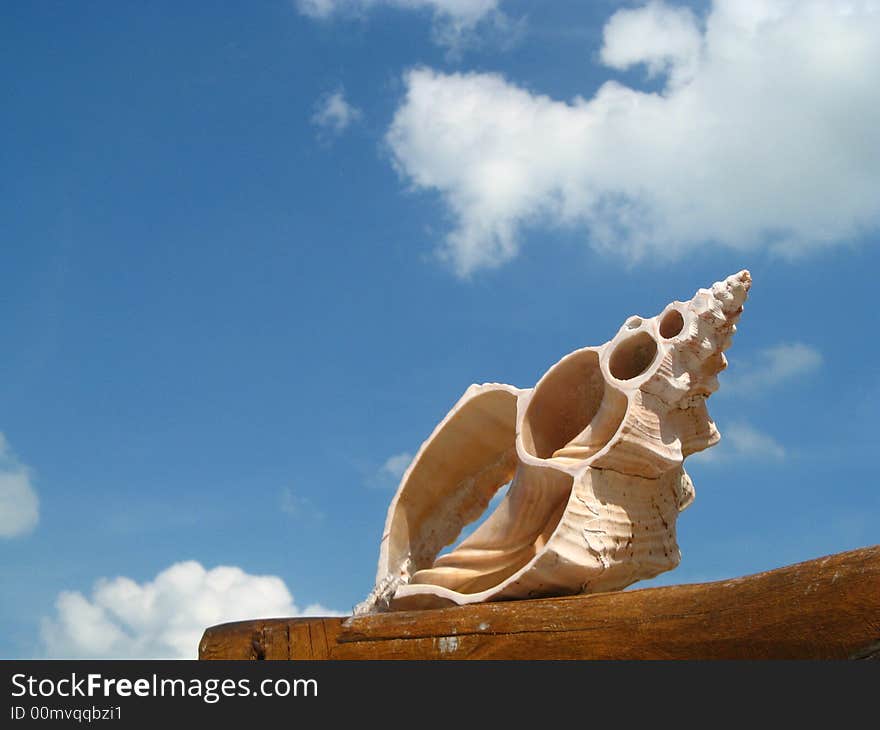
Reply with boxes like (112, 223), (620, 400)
(659, 309), (685, 339)
(390, 388), (519, 576)
(609, 331), (658, 380)
(521, 349), (626, 460)
(412, 468), (573, 595)
(625, 316), (642, 330)
(437, 482), (511, 558)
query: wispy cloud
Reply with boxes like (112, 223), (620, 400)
(368, 451), (413, 489)
(296, 1), (519, 53)
(694, 421), (786, 465)
(41, 561), (343, 659)
(723, 342), (822, 395)
(0, 433), (39, 539)
(297, 0), (500, 24)
(387, 1), (880, 276)
(280, 487), (324, 521)
(311, 88), (362, 139)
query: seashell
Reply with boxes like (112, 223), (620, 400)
(356, 270), (752, 614)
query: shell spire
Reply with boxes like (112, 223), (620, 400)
(713, 269), (751, 317)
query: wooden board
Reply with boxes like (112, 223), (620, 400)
(199, 545), (880, 660)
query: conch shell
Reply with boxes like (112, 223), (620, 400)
(357, 270), (751, 613)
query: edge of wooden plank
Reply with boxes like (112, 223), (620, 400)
(199, 545), (880, 660)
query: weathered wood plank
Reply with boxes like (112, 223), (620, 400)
(199, 545), (880, 660)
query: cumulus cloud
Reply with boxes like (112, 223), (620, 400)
(297, 0), (515, 51)
(0, 433), (39, 539)
(41, 561), (342, 659)
(601, 0), (702, 82)
(724, 342), (823, 394)
(694, 421), (786, 464)
(387, 0), (880, 276)
(312, 89), (362, 138)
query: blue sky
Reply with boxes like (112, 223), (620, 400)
(2, 1), (878, 658)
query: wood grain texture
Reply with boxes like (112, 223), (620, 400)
(199, 545), (880, 660)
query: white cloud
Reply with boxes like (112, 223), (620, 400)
(694, 421), (786, 464)
(297, 0), (513, 51)
(312, 89), (362, 137)
(387, 1), (880, 276)
(600, 0), (702, 83)
(0, 433), (39, 539)
(41, 561), (342, 659)
(724, 342), (823, 394)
